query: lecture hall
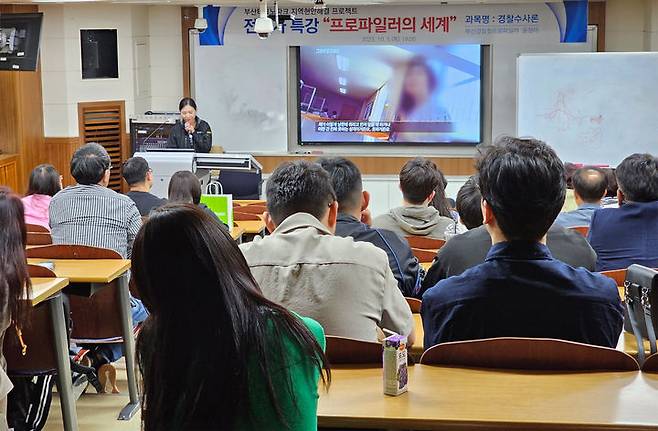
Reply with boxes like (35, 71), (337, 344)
(1, 0), (658, 430)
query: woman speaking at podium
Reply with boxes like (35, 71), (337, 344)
(167, 97), (212, 153)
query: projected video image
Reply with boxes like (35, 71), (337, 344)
(298, 44), (482, 145)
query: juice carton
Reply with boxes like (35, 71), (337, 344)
(383, 334), (408, 396)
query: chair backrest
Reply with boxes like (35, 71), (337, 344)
(27, 264), (57, 278)
(600, 269), (627, 287)
(411, 248), (436, 263)
(642, 353), (658, 372)
(406, 297), (422, 313)
(569, 226), (590, 237)
(25, 223), (49, 233)
(234, 205), (266, 215)
(325, 336), (382, 365)
(233, 211), (263, 221)
(26, 244), (122, 259)
(4, 305), (57, 374)
(405, 236), (446, 250)
(419, 337), (639, 371)
(26, 232), (53, 246)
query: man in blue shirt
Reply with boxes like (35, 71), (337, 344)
(554, 167), (606, 228)
(421, 137), (623, 349)
(588, 153), (658, 271)
(319, 157), (423, 297)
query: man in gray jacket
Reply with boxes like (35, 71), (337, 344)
(373, 157), (454, 239)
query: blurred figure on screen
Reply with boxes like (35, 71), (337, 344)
(396, 57), (450, 124)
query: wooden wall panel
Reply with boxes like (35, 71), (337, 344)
(44, 137), (81, 188)
(0, 155), (20, 192)
(255, 155), (476, 176)
(589, 1), (606, 52)
(181, 6), (197, 97)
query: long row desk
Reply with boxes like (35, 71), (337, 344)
(318, 365), (658, 430)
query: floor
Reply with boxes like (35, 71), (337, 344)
(44, 360), (141, 431)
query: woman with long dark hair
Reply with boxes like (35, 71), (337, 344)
(21, 164), (62, 230)
(133, 204), (330, 430)
(0, 188), (31, 425)
(166, 97), (213, 153)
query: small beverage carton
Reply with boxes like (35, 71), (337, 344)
(383, 334), (408, 396)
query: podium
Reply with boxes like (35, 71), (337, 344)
(135, 151), (263, 199)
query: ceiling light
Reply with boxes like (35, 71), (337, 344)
(339, 88), (347, 94)
(338, 77), (347, 86)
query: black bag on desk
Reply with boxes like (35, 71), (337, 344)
(624, 264), (658, 363)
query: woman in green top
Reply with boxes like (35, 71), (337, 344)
(133, 203), (330, 430)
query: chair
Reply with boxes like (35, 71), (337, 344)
(600, 269), (626, 287)
(642, 353), (658, 372)
(26, 232), (53, 246)
(405, 236), (446, 250)
(406, 297), (422, 313)
(25, 223), (49, 233)
(26, 244), (121, 259)
(234, 211), (263, 221)
(411, 248), (436, 263)
(325, 336), (382, 365)
(569, 226), (589, 237)
(419, 337), (639, 371)
(233, 205), (266, 215)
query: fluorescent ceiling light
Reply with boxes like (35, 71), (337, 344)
(338, 76), (347, 86)
(336, 55), (349, 72)
(339, 88), (347, 94)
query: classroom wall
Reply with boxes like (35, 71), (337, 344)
(39, 4), (183, 137)
(605, 0), (658, 51)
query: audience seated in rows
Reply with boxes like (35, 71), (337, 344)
(318, 157), (423, 298)
(48, 143), (148, 367)
(422, 171), (597, 292)
(589, 153), (658, 271)
(373, 157), (454, 239)
(0, 188), (31, 429)
(421, 137), (623, 349)
(455, 176), (483, 230)
(554, 167), (606, 228)
(168, 170), (222, 223)
(121, 157), (167, 216)
(21, 164), (61, 230)
(133, 204), (329, 430)
(239, 161), (415, 344)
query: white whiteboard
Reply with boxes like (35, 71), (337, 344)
(192, 42), (289, 153)
(517, 52), (658, 166)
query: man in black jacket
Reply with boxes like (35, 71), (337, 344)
(319, 157), (423, 297)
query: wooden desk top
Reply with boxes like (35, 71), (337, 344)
(29, 278), (69, 306)
(318, 365), (658, 430)
(234, 200), (266, 206)
(235, 220), (266, 234)
(420, 262), (432, 271)
(230, 226), (246, 240)
(27, 259), (131, 284)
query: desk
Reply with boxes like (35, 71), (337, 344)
(318, 365), (658, 430)
(28, 259), (138, 421)
(30, 278), (77, 431)
(235, 220), (266, 235)
(233, 199), (266, 206)
(231, 226), (246, 243)
(420, 262), (432, 271)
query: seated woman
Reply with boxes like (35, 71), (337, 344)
(167, 170), (224, 224)
(21, 164), (62, 230)
(0, 188), (31, 428)
(133, 204), (330, 430)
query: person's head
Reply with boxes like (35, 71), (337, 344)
(0, 187), (30, 329)
(133, 204), (329, 430)
(604, 168), (618, 198)
(456, 176), (483, 230)
(564, 162), (578, 189)
(178, 97), (197, 124)
(572, 167), (607, 205)
(318, 157), (368, 217)
(477, 136), (565, 242)
(168, 171), (201, 205)
(399, 157), (441, 206)
(265, 161), (337, 232)
(615, 153), (658, 203)
(70, 143), (112, 186)
(26, 164), (62, 197)
(400, 57), (437, 113)
(429, 168), (453, 218)
(122, 157), (153, 190)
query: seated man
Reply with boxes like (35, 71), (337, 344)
(554, 167), (606, 228)
(589, 153), (658, 271)
(121, 156), (167, 216)
(318, 157), (423, 298)
(421, 175), (597, 292)
(49, 143), (148, 363)
(422, 137), (623, 349)
(373, 157), (454, 239)
(240, 161), (414, 344)
(455, 176), (483, 230)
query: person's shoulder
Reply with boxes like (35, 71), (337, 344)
(561, 264), (620, 300)
(299, 315), (326, 348)
(422, 267), (480, 305)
